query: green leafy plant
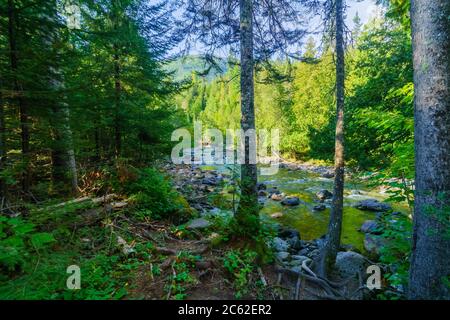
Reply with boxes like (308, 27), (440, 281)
(376, 213), (412, 300)
(0, 216), (55, 272)
(165, 252), (200, 300)
(125, 167), (192, 222)
(223, 249), (258, 298)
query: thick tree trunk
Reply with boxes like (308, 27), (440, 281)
(8, 0), (30, 194)
(0, 88), (5, 196)
(114, 49), (121, 158)
(408, 0), (450, 300)
(236, 0), (259, 232)
(47, 2), (78, 193)
(319, 0), (345, 276)
(50, 104), (78, 193)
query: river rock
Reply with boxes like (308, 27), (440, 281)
(290, 255), (311, 266)
(286, 237), (302, 251)
(258, 190), (268, 197)
(355, 199), (392, 212)
(186, 218), (211, 230)
(281, 196), (301, 206)
(270, 212), (284, 219)
(257, 182), (267, 191)
(272, 237), (290, 252)
(340, 244), (359, 253)
(278, 228), (300, 239)
(267, 187), (281, 195)
(313, 204), (326, 211)
(290, 266), (303, 273)
(271, 193), (284, 201)
(364, 234), (388, 256)
(309, 249), (320, 259)
(276, 251), (290, 261)
(360, 220), (379, 234)
(316, 189), (333, 201)
(202, 177), (218, 186)
(335, 251), (368, 277)
(321, 172), (334, 178)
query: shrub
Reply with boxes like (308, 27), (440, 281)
(124, 167), (193, 221)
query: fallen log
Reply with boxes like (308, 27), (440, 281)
(37, 194), (117, 212)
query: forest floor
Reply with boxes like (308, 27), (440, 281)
(0, 160), (368, 300)
(124, 161), (365, 300)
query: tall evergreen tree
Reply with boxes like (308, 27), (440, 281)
(180, 0), (311, 236)
(7, 0), (30, 194)
(408, 0), (450, 300)
(46, 1), (78, 193)
(319, 0), (346, 276)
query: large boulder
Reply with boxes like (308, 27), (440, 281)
(355, 199), (392, 212)
(281, 196), (301, 206)
(272, 237), (290, 252)
(276, 251), (290, 261)
(286, 236), (303, 251)
(316, 189), (333, 201)
(186, 218), (211, 230)
(290, 255), (311, 266)
(278, 228), (300, 239)
(360, 220), (380, 234)
(335, 251), (368, 278)
(364, 234), (388, 256)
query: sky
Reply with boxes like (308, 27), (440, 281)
(347, 0), (380, 28)
(173, 0), (382, 57)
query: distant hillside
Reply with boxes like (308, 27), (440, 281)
(166, 55), (228, 82)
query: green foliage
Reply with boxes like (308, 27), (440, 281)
(377, 0), (411, 29)
(0, 0), (181, 198)
(0, 203), (156, 299)
(0, 216), (54, 272)
(376, 213), (412, 300)
(124, 167), (190, 221)
(178, 17), (413, 175)
(223, 249), (258, 299)
(65, 245), (151, 300)
(345, 18), (413, 170)
(165, 252), (200, 300)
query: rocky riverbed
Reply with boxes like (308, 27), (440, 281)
(162, 159), (408, 266)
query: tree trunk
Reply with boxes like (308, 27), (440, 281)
(47, 1), (78, 194)
(408, 0), (450, 300)
(94, 126), (101, 161)
(236, 0), (259, 233)
(8, 0), (30, 194)
(319, 0), (345, 276)
(50, 105), (78, 193)
(0, 87), (5, 196)
(114, 48), (121, 158)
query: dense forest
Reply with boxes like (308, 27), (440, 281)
(0, 0), (449, 301)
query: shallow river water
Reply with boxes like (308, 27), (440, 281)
(203, 164), (407, 252)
